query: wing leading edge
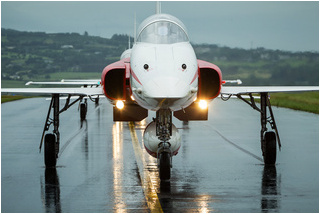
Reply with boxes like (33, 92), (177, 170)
(1, 87), (103, 96)
(2, 79), (103, 96)
(221, 86), (319, 95)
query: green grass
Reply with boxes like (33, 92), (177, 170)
(269, 92), (319, 114)
(1, 95), (33, 103)
(1, 72), (101, 88)
(1, 80), (28, 88)
(48, 72), (100, 81)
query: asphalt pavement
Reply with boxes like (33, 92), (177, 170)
(1, 97), (318, 212)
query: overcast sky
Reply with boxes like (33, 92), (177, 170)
(1, 1), (319, 52)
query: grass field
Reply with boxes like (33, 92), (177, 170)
(1, 95), (33, 103)
(269, 91), (319, 114)
(1, 73), (101, 88)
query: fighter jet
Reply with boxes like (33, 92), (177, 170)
(2, 9), (318, 180)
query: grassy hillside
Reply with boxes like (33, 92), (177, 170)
(2, 29), (129, 85)
(2, 28), (319, 88)
(194, 45), (318, 86)
(2, 29), (318, 113)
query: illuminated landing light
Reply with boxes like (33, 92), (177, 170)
(116, 100), (124, 110)
(130, 95), (135, 101)
(199, 100), (208, 110)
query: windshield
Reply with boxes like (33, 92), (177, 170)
(137, 21), (189, 44)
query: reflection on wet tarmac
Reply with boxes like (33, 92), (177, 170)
(261, 166), (280, 212)
(2, 98), (318, 212)
(41, 168), (61, 213)
(112, 122), (126, 212)
(129, 121), (163, 212)
(81, 120), (89, 162)
(197, 195), (211, 213)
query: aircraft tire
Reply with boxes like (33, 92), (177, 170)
(263, 131), (277, 165)
(44, 133), (57, 168)
(80, 103), (87, 120)
(159, 152), (171, 180)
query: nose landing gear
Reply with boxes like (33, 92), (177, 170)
(156, 109), (173, 180)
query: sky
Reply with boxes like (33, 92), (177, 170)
(1, 1), (319, 52)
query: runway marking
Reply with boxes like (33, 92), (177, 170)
(128, 122), (163, 213)
(59, 124), (85, 156)
(211, 126), (264, 162)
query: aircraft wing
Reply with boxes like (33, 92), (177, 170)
(220, 86), (319, 95)
(25, 81), (100, 86)
(1, 87), (103, 96)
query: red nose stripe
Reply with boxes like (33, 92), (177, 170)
(131, 70), (143, 86)
(190, 71), (198, 85)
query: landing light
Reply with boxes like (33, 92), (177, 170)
(198, 100), (208, 110)
(116, 100), (124, 110)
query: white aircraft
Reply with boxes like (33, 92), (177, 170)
(2, 11), (318, 180)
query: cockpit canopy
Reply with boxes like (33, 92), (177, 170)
(137, 14), (189, 44)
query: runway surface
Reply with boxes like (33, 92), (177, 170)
(1, 97), (319, 212)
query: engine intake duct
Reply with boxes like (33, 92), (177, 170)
(104, 68), (125, 100)
(197, 59), (222, 100)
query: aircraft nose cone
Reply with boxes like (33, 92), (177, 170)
(143, 77), (189, 98)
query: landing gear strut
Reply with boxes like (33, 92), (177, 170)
(39, 94), (86, 168)
(156, 109), (173, 180)
(260, 93), (279, 165)
(237, 93), (281, 165)
(40, 94), (61, 168)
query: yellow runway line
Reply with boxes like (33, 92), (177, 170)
(129, 122), (163, 213)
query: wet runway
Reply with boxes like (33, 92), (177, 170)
(1, 97), (319, 212)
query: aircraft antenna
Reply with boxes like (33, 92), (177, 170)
(128, 35), (131, 49)
(134, 12), (137, 44)
(156, 1), (161, 14)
